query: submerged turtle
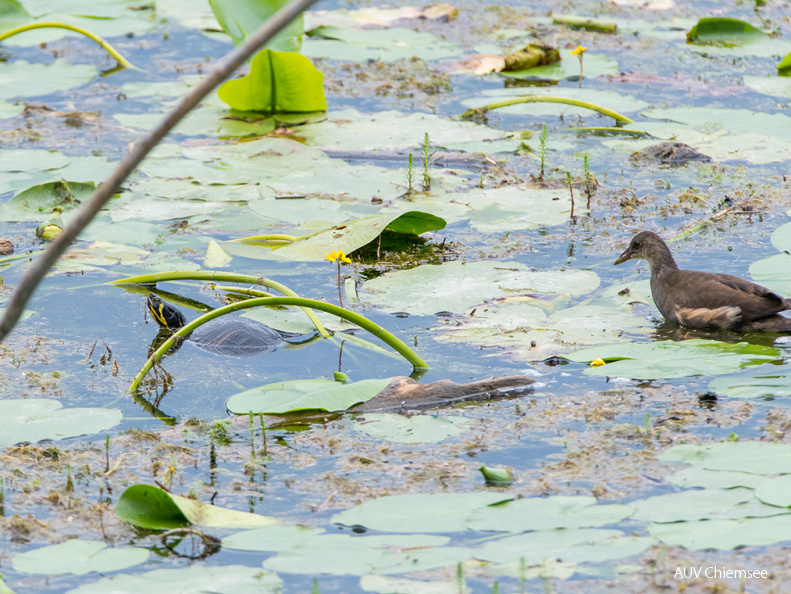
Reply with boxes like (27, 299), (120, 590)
(146, 293), (284, 357)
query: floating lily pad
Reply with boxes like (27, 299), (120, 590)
(668, 468), (771, 490)
(115, 484), (277, 530)
(708, 361), (791, 401)
(218, 49), (326, 113)
(466, 496), (635, 532)
(0, 59), (96, 100)
(568, 339), (779, 380)
(462, 87), (649, 117)
(353, 413), (469, 444)
(362, 260), (600, 316)
(632, 488), (783, 523)
(226, 377), (392, 415)
(687, 17), (768, 46)
(0, 399), (122, 448)
(13, 540), (148, 576)
(749, 253), (791, 295)
(209, 0), (303, 52)
(660, 441), (791, 474)
(69, 565), (283, 594)
(500, 54), (618, 81)
(221, 525), (325, 552)
(0, 181), (95, 222)
(465, 185), (576, 232)
(0, 149), (69, 173)
(333, 492), (512, 533)
(304, 26), (461, 62)
(649, 514), (791, 550)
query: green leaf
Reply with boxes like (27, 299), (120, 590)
(567, 339), (779, 380)
(332, 492), (512, 533)
(756, 475), (791, 507)
(218, 49), (326, 113)
(708, 362), (791, 401)
(668, 468), (771, 490)
(0, 59), (96, 100)
(115, 484), (278, 529)
(780, 51), (791, 75)
(0, 0), (30, 31)
(687, 17), (768, 46)
(304, 26), (461, 62)
(226, 377), (392, 414)
(649, 514), (791, 550)
(353, 413), (469, 444)
(500, 54), (618, 81)
(479, 465), (514, 485)
(0, 180), (95, 222)
(750, 253), (791, 295)
(209, 0), (303, 52)
(0, 149), (69, 173)
(68, 565), (283, 594)
(12, 540), (148, 576)
(632, 488), (783, 523)
(0, 399), (121, 448)
(659, 441), (791, 475)
(221, 524), (325, 552)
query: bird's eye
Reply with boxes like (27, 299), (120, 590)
(633, 241), (641, 249)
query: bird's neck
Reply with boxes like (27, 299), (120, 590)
(648, 243), (679, 277)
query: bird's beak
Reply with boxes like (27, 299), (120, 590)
(614, 248), (632, 266)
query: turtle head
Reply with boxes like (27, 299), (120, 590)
(147, 294), (187, 330)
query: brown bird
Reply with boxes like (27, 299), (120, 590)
(615, 231), (791, 332)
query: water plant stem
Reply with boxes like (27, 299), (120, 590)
(538, 125), (548, 182)
(128, 297), (429, 392)
(0, 0), (320, 344)
(336, 260), (344, 308)
(567, 172), (575, 217)
(458, 96), (633, 124)
(0, 22), (137, 69)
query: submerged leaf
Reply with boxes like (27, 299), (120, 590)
(12, 540), (148, 576)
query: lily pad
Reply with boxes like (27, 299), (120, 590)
(209, 0), (303, 52)
(750, 253), (791, 296)
(567, 339), (779, 380)
(0, 181), (95, 222)
(0, 59), (96, 100)
(221, 524), (325, 552)
(304, 26), (461, 62)
(755, 475), (791, 507)
(649, 514), (791, 550)
(0, 149), (69, 173)
(68, 565), (283, 594)
(0, 399), (121, 448)
(464, 185), (577, 232)
(687, 17), (768, 46)
(115, 484), (277, 530)
(500, 54), (618, 81)
(353, 413), (469, 444)
(362, 260), (600, 316)
(632, 488), (784, 523)
(660, 441), (791, 475)
(226, 377), (392, 414)
(218, 49), (326, 113)
(708, 361), (791, 401)
(668, 468), (771, 490)
(333, 492), (512, 533)
(13, 540), (148, 576)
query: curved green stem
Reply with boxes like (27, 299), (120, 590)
(110, 271), (329, 337)
(458, 96), (633, 125)
(128, 297), (429, 392)
(0, 22), (137, 70)
(232, 233), (298, 244)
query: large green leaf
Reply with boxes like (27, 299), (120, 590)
(221, 525), (324, 552)
(708, 361), (791, 401)
(780, 51), (791, 76)
(12, 540), (148, 576)
(218, 49), (326, 113)
(209, 0), (303, 52)
(687, 17), (768, 46)
(0, 59), (96, 100)
(649, 515), (791, 550)
(304, 26), (461, 62)
(226, 377), (392, 414)
(0, 399), (121, 447)
(632, 488), (784, 523)
(115, 484), (277, 529)
(353, 413), (469, 444)
(660, 441), (791, 475)
(567, 339), (779, 380)
(0, 0), (30, 30)
(0, 181), (95, 222)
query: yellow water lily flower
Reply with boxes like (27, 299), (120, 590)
(570, 45), (587, 56)
(590, 358), (606, 367)
(326, 249), (351, 263)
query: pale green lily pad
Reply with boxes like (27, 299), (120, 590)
(221, 525), (324, 552)
(304, 27), (461, 62)
(770, 221), (791, 252)
(466, 496), (634, 532)
(13, 540), (148, 576)
(108, 195), (228, 223)
(359, 575), (460, 594)
(0, 100), (24, 118)
(0, 59), (96, 100)
(54, 242), (150, 274)
(240, 305), (343, 334)
(668, 468), (771, 490)
(642, 107), (791, 140)
(649, 514), (791, 550)
(708, 362), (791, 401)
(755, 475), (791, 508)
(501, 54), (618, 81)
(263, 533), (457, 575)
(204, 239), (232, 267)
(567, 339), (779, 380)
(632, 488), (784, 523)
(209, 0), (303, 52)
(130, 178), (272, 202)
(333, 493), (512, 533)
(0, 149), (69, 173)
(0, 181), (95, 222)
(68, 565), (282, 594)
(660, 441), (791, 474)
(353, 413), (469, 444)
(463, 87), (649, 117)
(226, 377), (392, 414)
(749, 253), (791, 295)
(300, 108), (512, 152)
(0, 399), (122, 448)
(465, 185), (576, 232)
(362, 260), (600, 315)
(743, 75), (791, 98)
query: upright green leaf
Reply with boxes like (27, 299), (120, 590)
(209, 0), (303, 52)
(687, 18), (768, 46)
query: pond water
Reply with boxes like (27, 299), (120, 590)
(2, 0), (791, 592)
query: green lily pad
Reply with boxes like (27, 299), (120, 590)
(304, 26), (461, 62)
(353, 413), (469, 444)
(660, 441), (791, 474)
(332, 492), (512, 533)
(687, 17), (768, 46)
(0, 0), (30, 30)
(466, 496), (635, 532)
(567, 339), (779, 380)
(0, 149), (69, 173)
(115, 484), (278, 530)
(708, 362), (791, 401)
(0, 59), (96, 100)
(749, 253), (791, 295)
(218, 49), (326, 113)
(362, 260), (600, 316)
(649, 514), (791, 550)
(668, 468), (771, 490)
(221, 524), (324, 552)
(0, 99), (24, 118)
(632, 488), (784, 523)
(68, 565), (282, 594)
(0, 399), (121, 447)
(12, 540), (148, 576)
(226, 377), (392, 414)
(209, 0), (303, 52)
(465, 185), (577, 232)
(500, 54), (618, 81)
(0, 181), (95, 222)
(462, 87), (649, 117)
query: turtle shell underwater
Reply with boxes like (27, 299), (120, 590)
(146, 293), (284, 357)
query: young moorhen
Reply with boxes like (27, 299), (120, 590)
(615, 231), (791, 331)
